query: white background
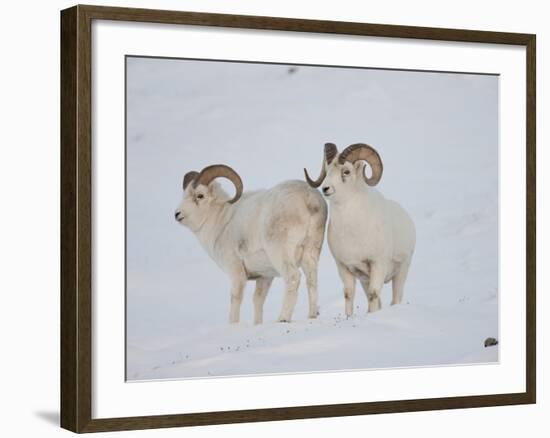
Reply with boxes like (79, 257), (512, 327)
(0, 0), (546, 437)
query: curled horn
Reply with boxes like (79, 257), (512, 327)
(183, 171), (199, 190)
(338, 143), (383, 186)
(304, 143), (338, 188)
(193, 164), (243, 204)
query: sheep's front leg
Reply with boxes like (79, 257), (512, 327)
(278, 265), (301, 322)
(229, 272), (247, 324)
(391, 262), (410, 306)
(253, 277), (273, 325)
(365, 263), (385, 313)
(337, 261), (356, 317)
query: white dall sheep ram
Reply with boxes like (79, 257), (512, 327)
(175, 164), (327, 324)
(304, 143), (416, 316)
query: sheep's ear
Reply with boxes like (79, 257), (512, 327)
(355, 161), (375, 181)
(354, 161), (369, 177)
(207, 180), (222, 196)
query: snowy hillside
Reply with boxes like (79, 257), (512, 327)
(125, 57), (498, 381)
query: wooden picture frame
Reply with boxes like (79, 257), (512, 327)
(60, 4), (536, 433)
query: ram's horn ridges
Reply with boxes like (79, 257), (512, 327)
(324, 142), (338, 165)
(183, 171), (199, 190)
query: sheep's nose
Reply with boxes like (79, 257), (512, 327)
(175, 211), (182, 220)
(322, 186), (330, 194)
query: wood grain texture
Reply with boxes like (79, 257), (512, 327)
(61, 5), (93, 432)
(60, 4), (536, 433)
(60, 5), (78, 432)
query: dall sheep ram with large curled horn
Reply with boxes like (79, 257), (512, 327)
(175, 164), (327, 324)
(304, 143), (416, 316)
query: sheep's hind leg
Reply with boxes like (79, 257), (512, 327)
(391, 262), (409, 306)
(301, 204), (326, 319)
(253, 277), (273, 325)
(301, 251), (320, 319)
(337, 261), (356, 317)
(278, 264), (301, 323)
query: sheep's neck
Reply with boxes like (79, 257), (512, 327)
(329, 186), (378, 227)
(331, 185), (370, 209)
(194, 202), (233, 264)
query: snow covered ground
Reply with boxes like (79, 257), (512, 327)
(125, 57), (499, 381)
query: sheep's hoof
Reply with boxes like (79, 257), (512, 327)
(368, 303), (382, 313)
(484, 337), (498, 347)
(278, 318), (291, 323)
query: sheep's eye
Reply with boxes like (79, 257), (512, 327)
(343, 169), (351, 176)
(196, 194), (204, 200)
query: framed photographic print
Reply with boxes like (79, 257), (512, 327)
(60, 4), (536, 433)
